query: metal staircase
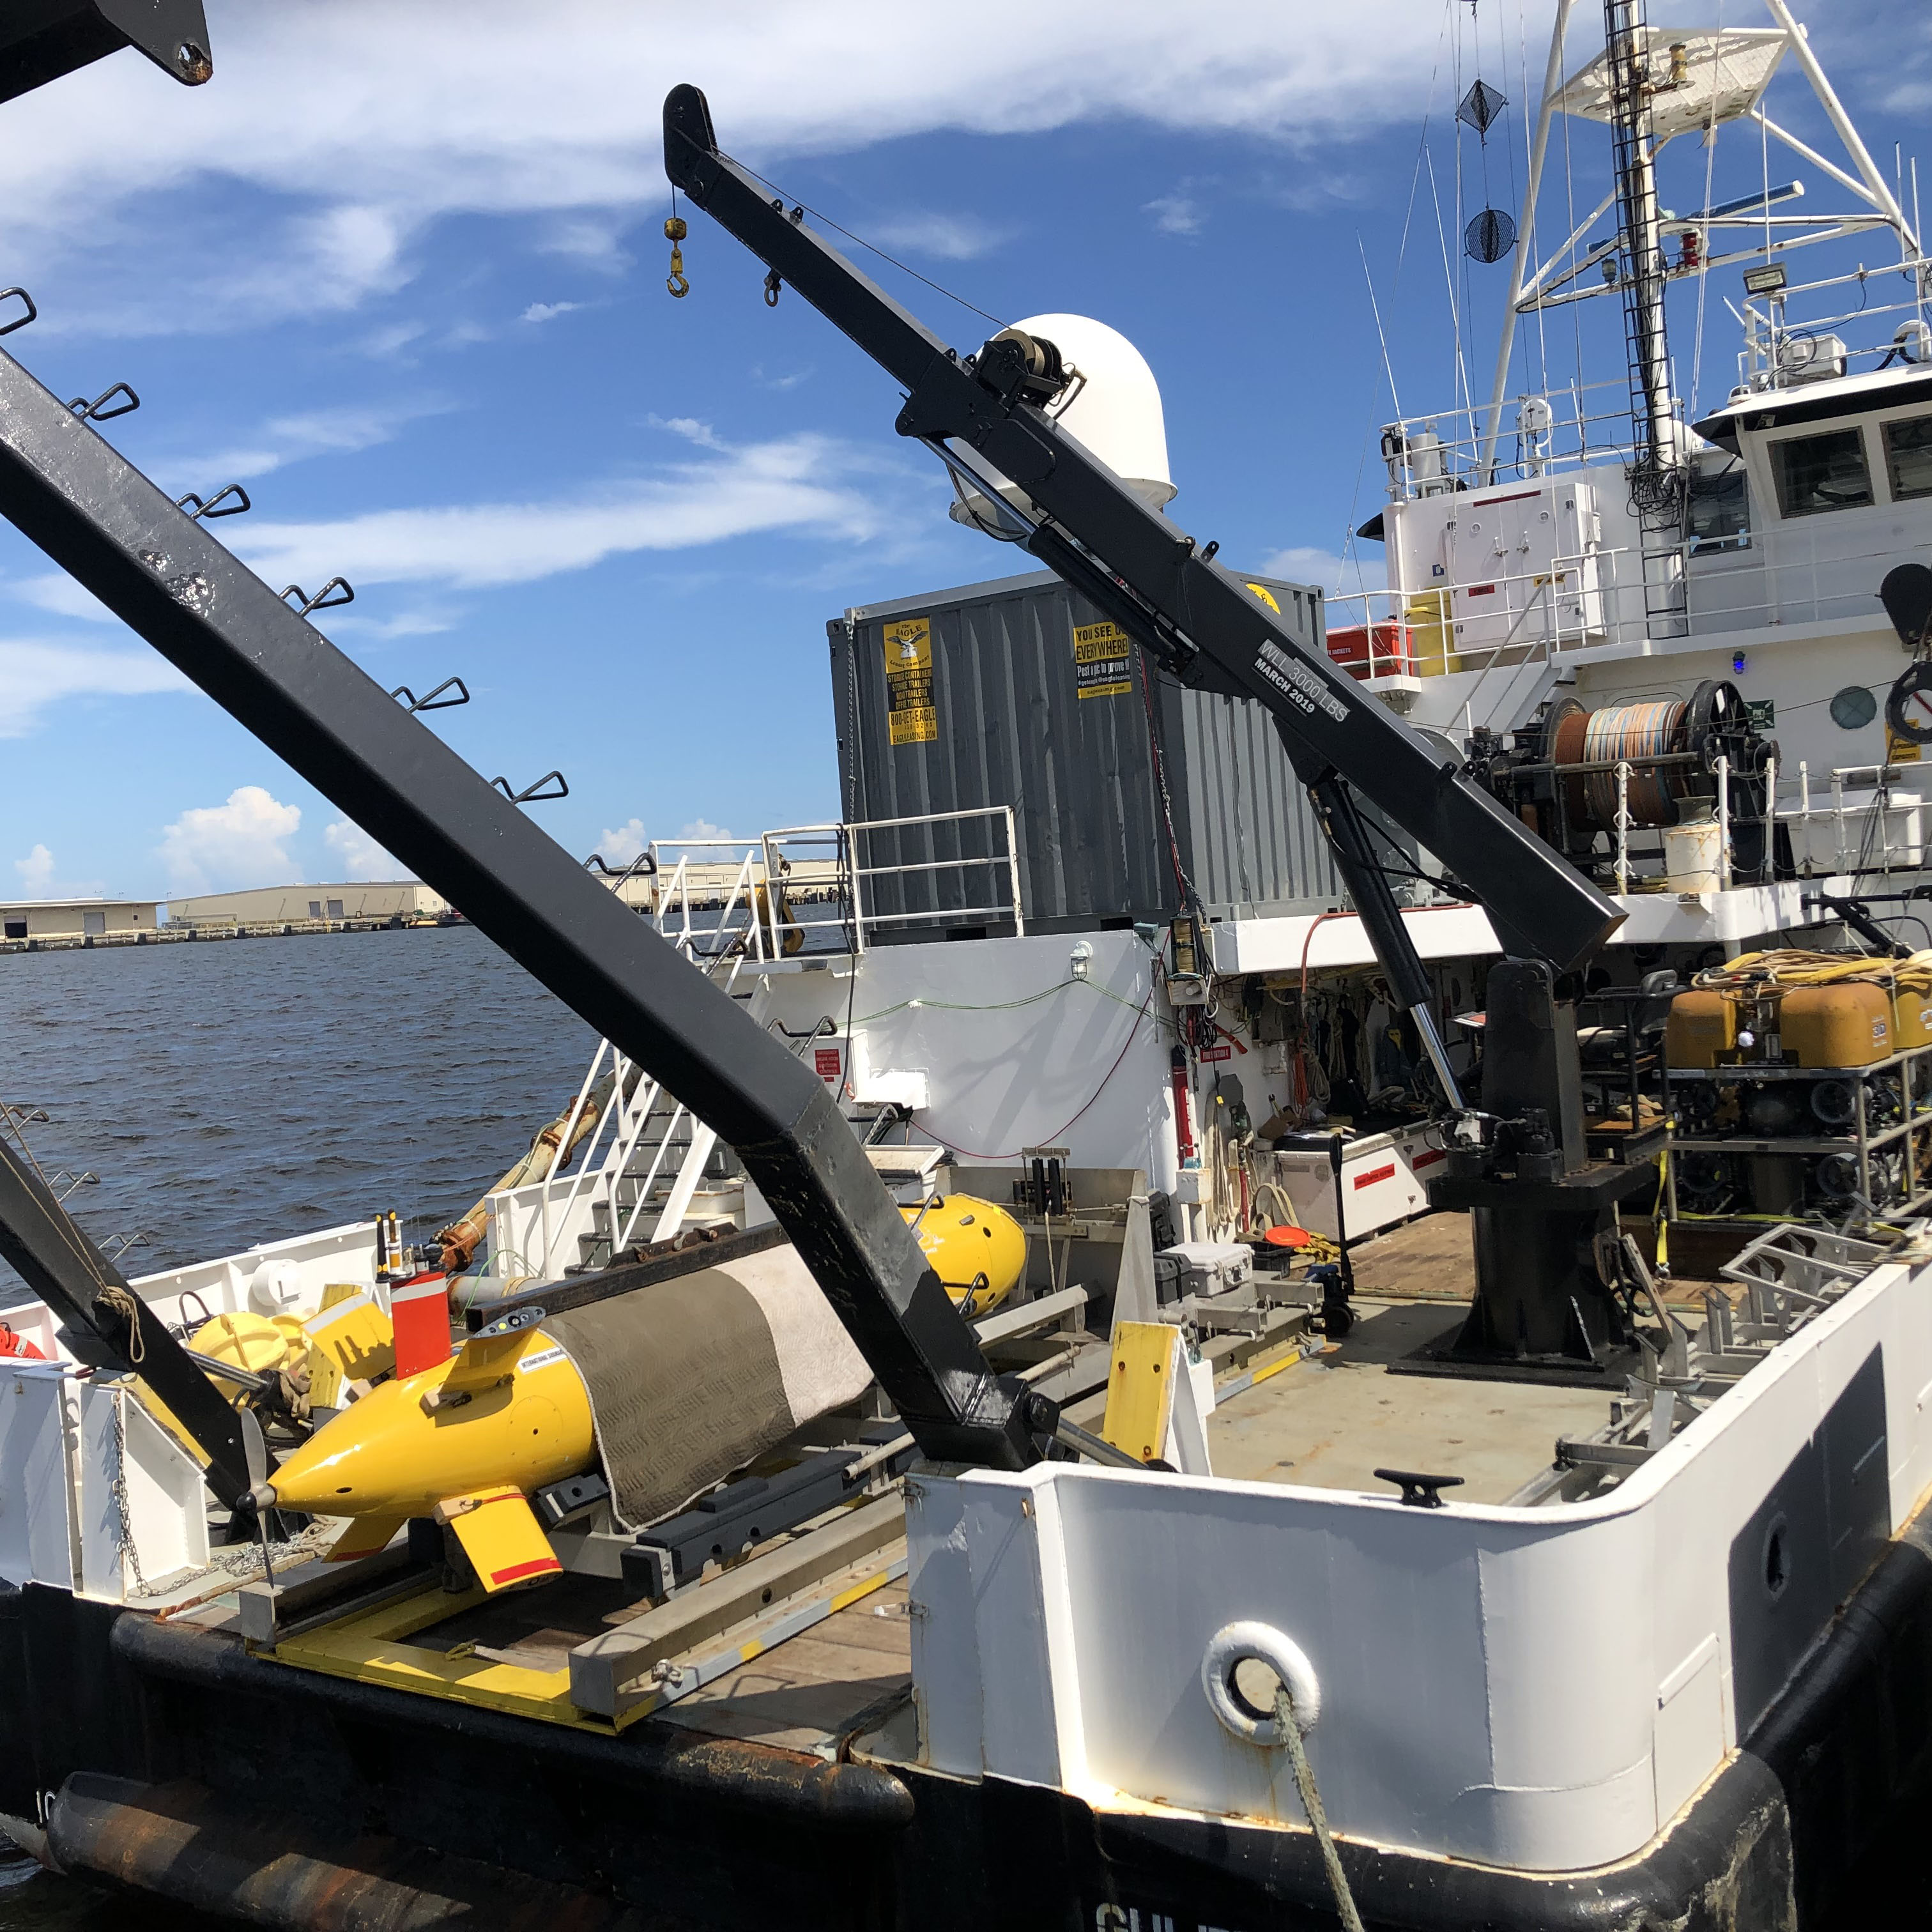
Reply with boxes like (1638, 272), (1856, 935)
(475, 845), (817, 1287)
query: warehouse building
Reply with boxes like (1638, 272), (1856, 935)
(0, 898), (158, 942)
(165, 881), (450, 928)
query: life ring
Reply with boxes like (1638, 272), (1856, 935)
(1201, 1619), (1321, 1746)
(0, 1322), (45, 1360)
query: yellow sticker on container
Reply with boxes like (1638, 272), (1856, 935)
(1073, 619), (1132, 700)
(1886, 725), (1922, 765)
(882, 617), (937, 745)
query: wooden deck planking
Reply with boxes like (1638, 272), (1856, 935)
(657, 1579), (913, 1755)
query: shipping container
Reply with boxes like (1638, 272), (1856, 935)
(828, 569), (1351, 939)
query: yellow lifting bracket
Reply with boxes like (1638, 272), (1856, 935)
(1101, 1320), (1181, 1465)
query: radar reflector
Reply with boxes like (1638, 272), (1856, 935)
(1457, 79), (1508, 139)
(1466, 208), (1517, 264)
(1553, 27), (1788, 139)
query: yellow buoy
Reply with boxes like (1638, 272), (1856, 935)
(190, 1312), (302, 1401)
(900, 1193), (1027, 1316)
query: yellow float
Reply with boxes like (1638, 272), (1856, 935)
(900, 1193), (1027, 1316)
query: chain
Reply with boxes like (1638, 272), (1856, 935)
(108, 1392), (147, 1597)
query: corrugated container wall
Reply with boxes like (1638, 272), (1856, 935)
(829, 569), (1346, 939)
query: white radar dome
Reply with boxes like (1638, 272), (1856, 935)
(949, 312), (1176, 532)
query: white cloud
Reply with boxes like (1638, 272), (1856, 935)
(521, 300), (583, 323)
(12, 842), (103, 900)
(649, 414), (726, 449)
(0, 639), (188, 735)
(12, 576), (116, 623)
(594, 818), (739, 867)
(0, 4), (1469, 336)
(595, 818), (648, 866)
(227, 431), (905, 593)
(867, 211), (1010, 260)
(1143, 193), (1202, 236)
(12, 844), (103, 900)
(13, 845), (53, 895)
(538, 215), (632, 267)
(329, 605), (458, 640)
(1257, 544), (1386, 599)
(324, 818), (406, 881)
(159, 786), (302, 896)
(158, 396), (454, 491)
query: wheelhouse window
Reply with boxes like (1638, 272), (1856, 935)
(1689, 464), (1750, 550)
(1882, 415), (1932, 502)
(1769, 426), (1873, 518)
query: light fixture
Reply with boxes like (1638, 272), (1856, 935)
(1743, 263), (1787, 296)
(1070, 940), (1093, 981)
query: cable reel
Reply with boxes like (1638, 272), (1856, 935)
(1475, 680), (1775, 866)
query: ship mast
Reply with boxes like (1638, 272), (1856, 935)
(1604, 0), (1689, 636)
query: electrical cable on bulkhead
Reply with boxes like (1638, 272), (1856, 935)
(913, 988), (1156, 1162)
(852, 974), (1160, 1031)
(839, 942), (859, 1105)
(1137, 652), (1208, 928)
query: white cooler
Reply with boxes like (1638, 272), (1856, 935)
(1261, 1126), (1443, 1243)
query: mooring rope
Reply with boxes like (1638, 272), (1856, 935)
(1275, 1683), (1365, 1932)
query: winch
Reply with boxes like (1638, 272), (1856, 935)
(1468, 680), (1782, 883)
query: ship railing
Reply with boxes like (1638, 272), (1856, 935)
(1683, 522), (1932, 634)
(1773, 763), (1929, 878)
(1329, 519), (1932, 697)
(1325, 544), (1648, 719)
(1735, 256), (1932, 396)
(758, 808), (1024, 956)
(1601, 758), (1927, 898)
(650, 841), (770, 962)
(487, 808), (1027, 1279)
(1374, 378), (1648, 499)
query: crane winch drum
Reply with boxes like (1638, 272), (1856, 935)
(947, 314), (1177, 533)
(1469, 680), (1782, 881)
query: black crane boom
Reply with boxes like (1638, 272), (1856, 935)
(663, 82), (1623, 979)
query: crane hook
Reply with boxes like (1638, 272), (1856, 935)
(665, 215), (689, 299)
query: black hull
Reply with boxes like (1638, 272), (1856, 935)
(4, 1508), (1932, 1932)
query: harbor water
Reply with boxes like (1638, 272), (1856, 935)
(0, 924), (598, 1303)
(0, 924), (600, 1925)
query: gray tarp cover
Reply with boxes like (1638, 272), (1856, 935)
(546, 1245), (871, 1529)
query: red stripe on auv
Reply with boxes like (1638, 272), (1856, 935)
(1412, 1148), (1446, 1169)
(490, 1556), (562, 1586)
(1353, 1163), (1397, 1190)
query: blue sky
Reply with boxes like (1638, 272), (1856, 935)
(0, 0), (1920, 904)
